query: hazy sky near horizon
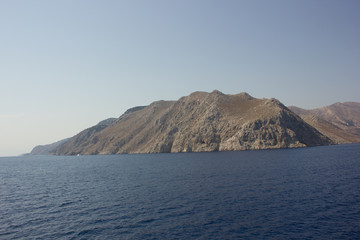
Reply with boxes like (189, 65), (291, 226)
(1, 0), (360, 156)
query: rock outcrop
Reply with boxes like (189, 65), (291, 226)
(51, 90), (331, 155)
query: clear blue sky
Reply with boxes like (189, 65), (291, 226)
(1, 0), (359, 156)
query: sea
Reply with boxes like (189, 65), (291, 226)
(1, 144), (360, 239)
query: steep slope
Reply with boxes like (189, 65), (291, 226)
(53, 91), (331, 155)
(289, 103), (360, 144)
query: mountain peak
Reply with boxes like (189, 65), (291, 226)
(210, 89), (225, 95)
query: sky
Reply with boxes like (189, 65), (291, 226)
(1, 0), (360, 156)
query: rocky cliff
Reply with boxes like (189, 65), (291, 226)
(51, 90), (331, 155)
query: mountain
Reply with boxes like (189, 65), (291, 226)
(289, 102), (360, 144)
(51, 90), (331, 155)
(29, 118), (116, 155)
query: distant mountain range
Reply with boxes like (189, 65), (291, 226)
(29, 91), (360, 155)
(289, 102), (360, 144)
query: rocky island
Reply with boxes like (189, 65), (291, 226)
(31, 90), (341, 155)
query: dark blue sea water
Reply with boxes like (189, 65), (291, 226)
(1, 144), (360, 239)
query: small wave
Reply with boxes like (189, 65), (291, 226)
(59, 201), (74, 207)
(76, 227), (106, 237)
(138, 218), (156, 224)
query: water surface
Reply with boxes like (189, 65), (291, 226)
(1, 144), (360, 239)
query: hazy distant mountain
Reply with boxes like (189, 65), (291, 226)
(51, 90), (331, 155)
(289, 102), (360, 144)
(30, 138), (70, 155)
(29, 118), (116, 155)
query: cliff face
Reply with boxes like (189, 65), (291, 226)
(289, 103), (360, 144)
(52, 91), (331, 155)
